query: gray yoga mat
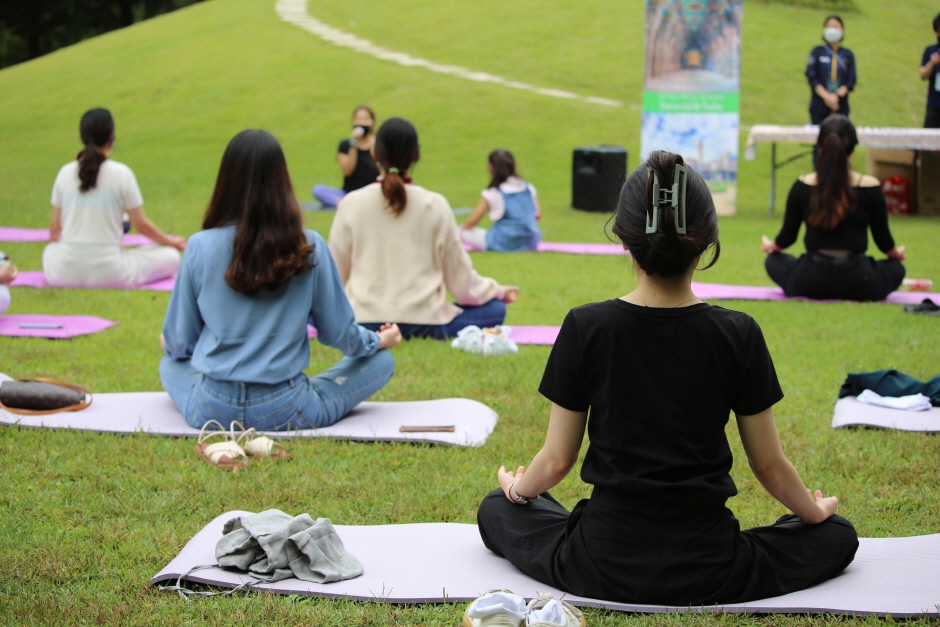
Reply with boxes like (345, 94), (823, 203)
(832, 397), (940, 433)
(153, 511), (940, 616)
(0, 391), (497, 447)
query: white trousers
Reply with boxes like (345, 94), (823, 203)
(43, 242), (181, 288)
(460, 227), (488, 251)
(0, 285), (9, 314)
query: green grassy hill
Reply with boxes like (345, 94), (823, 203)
(1, 1), (939, 624)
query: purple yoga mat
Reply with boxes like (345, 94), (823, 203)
(10, 271), (175, 291)
(0, 314), (116, 338)
(508, 325), (559, 345)
(153, 511), (940, 617)
(0, 227), (153, 246)
(462, 242), (627, 255)
(691, 282), (940, 305)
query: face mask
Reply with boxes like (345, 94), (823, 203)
(823, 27), (843, 44)
(353, 125), (371, 136)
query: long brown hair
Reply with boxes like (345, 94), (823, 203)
(374, 118), (419, 216)
(202, 130), (313, 295)
(487, 149), (517, 189)
(77, 108), (114, 192)
(810, 115), (858, 231)
(610, 151), (720, 278)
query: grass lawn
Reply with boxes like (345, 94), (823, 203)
(1, 0), (939, 624)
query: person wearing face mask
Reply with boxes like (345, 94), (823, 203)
(919, 13), (940, 128)
(806, 15), (856, 126)
(311, 105), (380, 208)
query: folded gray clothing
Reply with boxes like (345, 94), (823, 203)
(216, 509), (363, 583)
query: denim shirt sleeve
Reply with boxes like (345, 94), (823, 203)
(843, 49), (856, 91)
(308, 233), (380, 357)
(162, 240), (204, 361)
(806, 47), (822, 88)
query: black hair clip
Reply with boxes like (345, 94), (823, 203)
(646, 164), (689, 235)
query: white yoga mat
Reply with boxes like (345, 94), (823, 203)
(0, 391), (497, 447)
(152, 511), (940, 617)
(832, 396), (940, 433)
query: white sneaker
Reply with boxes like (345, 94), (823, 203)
(462, 589), (527, 627)
(525, 593), (585, 627)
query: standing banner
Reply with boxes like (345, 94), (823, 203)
(641, 0), (743, 216)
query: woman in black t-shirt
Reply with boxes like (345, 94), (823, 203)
(476, 151), (858, 606)
(762, 116), (906, 301)
(311, 105), (380, 208)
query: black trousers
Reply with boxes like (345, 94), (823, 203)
(765, 252), (905, 302)
(477, 489), (858, 606)
(925, 107), (940, 129)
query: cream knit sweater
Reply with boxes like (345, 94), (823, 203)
(328, 183), (505, 325)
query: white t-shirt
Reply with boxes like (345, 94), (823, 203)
(50, 159), (143, 245)
(480, 176), (539, 221)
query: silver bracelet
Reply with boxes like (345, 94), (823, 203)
(509, 482), (535, 505)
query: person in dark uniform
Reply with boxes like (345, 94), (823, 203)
(806, 15), (856, 125)
(919, 13), (940, 128)
(311, 105), (380, 208)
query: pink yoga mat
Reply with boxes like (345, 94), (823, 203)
(691, 282), (940, 305)
(508, 325), (559, 345)
(10, 271), (175, 291)
(0, 314), (116, 338)
(0, 227), (153, 246)
(463, 242), (627, 255)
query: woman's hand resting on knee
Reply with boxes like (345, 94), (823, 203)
(760, 235), (781, 254)
(377, 323), (402, 349)
(500, 286), (519, 304)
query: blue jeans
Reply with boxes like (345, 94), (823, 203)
(312, 184), (345, 208)
(361, 299), (507, 340)
(159, 350), (395, 430)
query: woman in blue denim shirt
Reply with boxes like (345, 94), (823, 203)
(160, 130), (401, 431)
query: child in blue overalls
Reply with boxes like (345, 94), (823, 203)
(461, 149), (541, 252)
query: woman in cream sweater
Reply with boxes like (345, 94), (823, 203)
(329, 118), (518, 339)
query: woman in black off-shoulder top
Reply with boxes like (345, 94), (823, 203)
(761, 115), (906, 301)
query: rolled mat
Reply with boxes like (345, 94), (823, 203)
(691, 282), (940, 305)
(0, 391), (497, 447)
(0, 227), (153, 246)
(0, 314), (117, 339)
(832, 396), (940, 432)
(152, 511), (940, 617)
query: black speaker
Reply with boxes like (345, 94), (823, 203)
(571, 146), (628, 213)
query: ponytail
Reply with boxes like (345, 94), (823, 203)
(76, 108), (115, 192)
(810, 114), (858, 231)
(487, 149), (517, 189)
(374, 118), (419, 217)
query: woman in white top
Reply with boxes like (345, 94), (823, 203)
(461, 149), (542, 252)
(329, 117), (519, 340)
(43, 108), (184, 288)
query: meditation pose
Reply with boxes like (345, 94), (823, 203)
(460, 149), (542, 252)
(806, 15), (855, 125)
(476, 151), (858, 606)
(762, 115), (906, 301)
(160, 130), (401, 430)
(312, 105), (380, 208)
(43, 108), (184, 288)
(0, 252), (17, 314)
(329, 118), (519, 340)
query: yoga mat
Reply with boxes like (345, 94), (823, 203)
(691, 282), (940, 305)
(10, 271), (175, 291)
(507, 325), (559, 346)
(0, 227), (153, 246)
(463, 242), (627, 255)
(0, 392), (497, 447)
(832, 396), (940, 433)
(0, 314), (117, 339)
(153, 511), (940, 617)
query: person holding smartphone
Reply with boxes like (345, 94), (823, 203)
(312, 106), (380, 208)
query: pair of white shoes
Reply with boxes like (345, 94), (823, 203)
(451, 326), (519, 357)
(463, 590), (584, 627)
